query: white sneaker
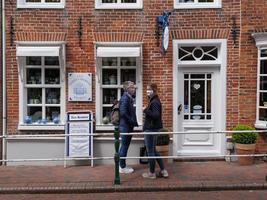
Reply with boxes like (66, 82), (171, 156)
(142, 172), (156, 179)
(156, 169), (169, 178)
(119, 166), (134, 174)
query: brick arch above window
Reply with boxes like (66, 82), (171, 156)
(93, 32), (144, 43)
(171, 29), (230, 40)
(16, 32), (67, 42)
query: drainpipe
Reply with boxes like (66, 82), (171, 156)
(2, 0), (6, 165)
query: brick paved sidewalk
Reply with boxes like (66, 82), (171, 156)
(0, 161), (266, 193)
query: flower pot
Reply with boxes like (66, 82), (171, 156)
(156, 145), (169, 156)
(235, 143), (256, 165)
(156, 145), (169, 164)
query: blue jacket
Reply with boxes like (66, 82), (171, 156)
(119, 92), (138, 133)
(143, 94), (163, 131)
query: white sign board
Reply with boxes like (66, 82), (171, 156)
(66, 111), (93, 162)
(68, 122), (91, 157)
(68, 73), (92, 101)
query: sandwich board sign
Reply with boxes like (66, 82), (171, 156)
(65, 111), (93, 167)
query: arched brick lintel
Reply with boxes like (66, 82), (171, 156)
(16, 32), (67, 42)
(171, 29), (231, 39)
(93, 32), (144, 43)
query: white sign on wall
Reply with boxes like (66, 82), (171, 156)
(68, 73), (92, 101)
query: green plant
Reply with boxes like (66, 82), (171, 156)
(232, 124), (257, 144)
(156, 128), (170, 146)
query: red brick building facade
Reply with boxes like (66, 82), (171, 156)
(2, 0), (266, 163)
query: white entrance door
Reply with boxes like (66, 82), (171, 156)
(176, 68), (223, 155)
(173, 39), (227, 156)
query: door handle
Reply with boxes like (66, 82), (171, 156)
(178, 104), (182, 115)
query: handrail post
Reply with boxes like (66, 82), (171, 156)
(114, 126), (120, 185)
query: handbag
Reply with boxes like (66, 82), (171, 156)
(139, 145), (148, 164)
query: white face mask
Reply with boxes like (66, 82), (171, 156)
(146, 89), (153, 97)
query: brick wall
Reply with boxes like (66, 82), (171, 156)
(0, 0), (3, 160)
(241, 0), (267, 152)
(5, 0), (241, 134)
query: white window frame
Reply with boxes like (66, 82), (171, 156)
(17, 42), (66, 130)
(17, 0), (65, 9)
(174, 0), (221, 9)
(95, 43), (143, 131)
(252, 33), (267, 129)
(95, 0), (143, 9)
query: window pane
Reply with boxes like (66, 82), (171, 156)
(179, 0), (195, 2)
(26, 0), (41, 2)
(121, 69), (136, 84)
(260, 60), (267, 74)
(45, 57), (59, 66)
(260, 76), (267, 90)
(121, 57), (136, 66)
(45, 0), (60, 2)
(102, 57), (117, 66)
(261, 49), (267, 57)
(102, 107), (112, 124)
(184, 80), (189, 113)
(28, 88), (42, 104)
(207, 80), (211, 113)
(102, 0), (117, 3)
(27, 68), (41, 84)
(259, 108), (267, 121)
(46, 107), (60, 123)
(122, 0), (136, 2)
(199, 0), (214, 2)
(103, 89), (117, 104)
(259, 92), (267, 107)
(102, 69), (117, 85)
(191, 74), (205, 79)
(27, 107), (42, 123)
(26, 57), (41, 65)
(45, 69), (60, 84)
(46, 88), (60, 104)
(190, 80), (205, 113)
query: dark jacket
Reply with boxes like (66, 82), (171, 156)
(143, 94), (163, 131)
(119, 92), (138, 133)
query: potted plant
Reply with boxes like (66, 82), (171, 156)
(232, 124), (257, 165)
(156, 128), (170, 157)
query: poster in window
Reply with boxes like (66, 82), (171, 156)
(68, 73), (92, 101)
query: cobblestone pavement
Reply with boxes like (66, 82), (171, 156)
(0, 160), (265, 194)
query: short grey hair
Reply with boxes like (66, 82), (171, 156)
(123, 81), (134, 91)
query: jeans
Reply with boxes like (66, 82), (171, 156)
(144, 130), (165, 173)
(119, 128), (133, 168)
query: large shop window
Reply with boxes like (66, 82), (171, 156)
(17, 0), (65, 9)
(174, 0), (221, 9)
(95, 0), (142, 9)
(96, 46), (142, 130)
(16, 45), (66, 130)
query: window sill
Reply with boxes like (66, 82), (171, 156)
(96, 124), (143, 131)
(95, 4), (143, 10)
(18, 124), (65, 131)
(17, 4), (65, 9)
(254, 122), (267, 129)
(174, 4), (221, 9)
